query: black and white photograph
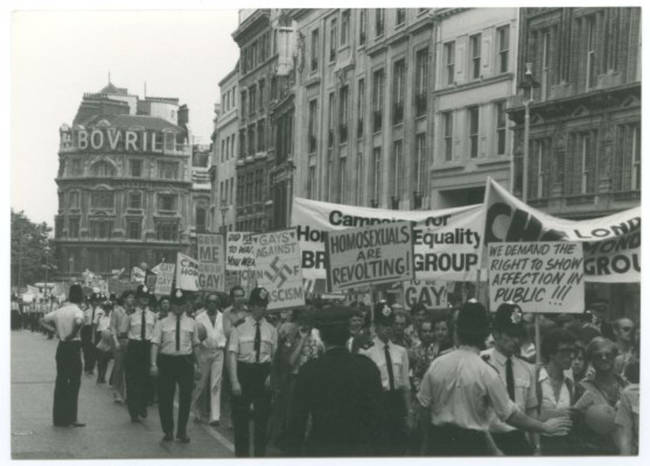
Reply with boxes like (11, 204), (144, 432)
(8, 4), (643, 461)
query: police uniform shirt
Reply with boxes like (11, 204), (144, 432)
(126, 307), (156, 341)
(360, 337), (409, 391)
(228, 316), (277, 363)
(110, 305), (129, 338)
(43, 303), (85, 341)
(151, 313), (200, 356)
(417, 346), (518, 431)
(480, 347), (537, 433)
(195, 310), (227, 350)
(84, 305), (102, 326)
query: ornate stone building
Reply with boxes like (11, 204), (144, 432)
(54, 82), (193, 277)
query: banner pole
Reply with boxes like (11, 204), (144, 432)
(475, 269), (481, 302)
(534, 314), (542, 366)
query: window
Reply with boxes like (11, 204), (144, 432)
(372, 68), (384, 132)
(415, 48), (428, 116)
(221, 139), (225, 163)
(631, 125), (641, 191)
(339, 85), (349, 142)
(357, 78), (365, 137)
(258, 79), (265, 111)
(375, 9), (384, 37)
(392, 59), (405, 124)
(341, 10), (350, 46)
(530, 138), (551, 199)
(359, 9), (367, 45)
(307, 165), (316, 199)
(239, 129), (246, 157)
(337, 157), (347, 203)
(328, 92), (336, 147)
(470, 33), (482, 79)
(496, 101), (507, 155)
(444, 41), (455, 85)
(91, 191), (114, 209)
(355, 152), (364, 204)
(91, 161), (116, 177)
(68, 218), (80, 238)
(372, 147), (382, 203)
(497, 25), (509, 73)
(541, 29), (551, 100)
(311, 28), (319, 72)
(196, 207), (207, 233)
(271, 76), (278, 100)
(586, 16), (597, 90)
(330, 18), (337, 61)
(68, 191), (79, 209)
(241, 91), (247, 119)
(396, 8), (406, 26)
(128, 191), (142, 209)
(249, 86), (256, 116)
(391, 140), (403, 202)
(248, 125), (256, 154)
(443, 111), (453, 161)
(158, 193), (177, 211)
(577, 131), (597, 194)
(129, 159), (142, 177)
(415, 133), (426, 193)
(158, 161), (179, 180)
(89, 220), (112, 239)
(156, 221), (178, 241)
(308, 99), (318, 153)
(127, 220), (142, 240)
(257, 119), (265, 152)
(468, 106), (479, 158)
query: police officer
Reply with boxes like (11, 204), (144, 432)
(287, 305), (383, 456)
(482, 303), (538, 455)
(40, 284), (86, 427)
(227, 287), (277, 457)
(150, 289), (201, 443)
(125, 285), (156, 422)
(360, 302), (411, 456)
(81, 293), (101, 375)
(416, 301), (571, 455)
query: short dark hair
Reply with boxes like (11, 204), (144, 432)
(541, 328), (575, 361)
(319, 323), (349, 346)
(230, 285), (245, 299)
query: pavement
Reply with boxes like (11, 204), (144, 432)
(11, 330), (235, 459)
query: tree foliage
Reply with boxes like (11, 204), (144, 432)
(11, 209), (53, 290)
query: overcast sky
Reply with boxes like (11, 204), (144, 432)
(11, 9), (240, 227)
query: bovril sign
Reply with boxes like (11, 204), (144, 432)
(66, 128), (175, 153)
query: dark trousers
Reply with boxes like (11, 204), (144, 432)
(231, 362), (271, 457)
(379, 390), (408, 456)
(53, 341), (82, 426)
(126, 340), (151, 419)
(157, 354), (194, 436)
(80, 326), (96, 373)
(96, 349), (113, 383)
(427, 424), (491, 456)
(491, 430), (533, 456)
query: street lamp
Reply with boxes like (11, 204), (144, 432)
(518, 62), (540, 204)
(219, 201), (230, 235)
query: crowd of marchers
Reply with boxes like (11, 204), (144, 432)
(13, 285), (639, 457)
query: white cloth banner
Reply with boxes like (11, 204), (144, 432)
(291, 197), (485, 282)
(175, 252), (199, 291)
(484, 178), (640, 283)
(151, 262), (175, 296)
(226, 232), (256, 271)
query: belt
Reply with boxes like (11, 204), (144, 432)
(237, 361), (271, 367)
(128, 339), (151, 343)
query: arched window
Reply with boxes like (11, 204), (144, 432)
(91, 161), (116, 177)
(196, 207), (207, 233)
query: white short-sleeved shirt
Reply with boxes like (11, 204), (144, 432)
(151, 313), (200, 356)
(195, 310), (227, 350)
(96, 314), (112, 333)
(126, 307), (156, 341)
(537, 366), (572, 436)
(417, 346), (518, 431)
(228, 316), (277, 363)
(43, 303), (85, 341)
(84, 306), (102, 326)
(360, 337), (410, 391)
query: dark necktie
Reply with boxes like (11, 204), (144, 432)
(385, 344), (395, 391)
(91, 307), (96, 326)
(176, 314), (181, 351)
(141, 309), (146, 340)
(506, 357), (515, 401)
(254, 322), (261, 363)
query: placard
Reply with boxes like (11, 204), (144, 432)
(151, 262), (175, 296)
(196, 234), (225, 291)
(326, 221), (415, 290)
(226, 232), (256, 271)
(403, 280), (448, 310)
(176, 252), (199, 291)
(488, 241), (585, 313)
(254, 229), (305, 310)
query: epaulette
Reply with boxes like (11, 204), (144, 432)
(481, 353), (499, 374)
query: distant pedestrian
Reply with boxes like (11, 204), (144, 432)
(109, 291), (132, 404)
(95, 300), (114, 384)
(81, 293), (102, 376)
(40, 284), (86, 427)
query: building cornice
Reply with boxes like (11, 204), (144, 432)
(232, 9), (271, 45)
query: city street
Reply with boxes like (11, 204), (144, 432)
(11, 330), (234, 459)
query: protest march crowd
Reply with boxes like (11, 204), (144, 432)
(13, 278), (639, 457)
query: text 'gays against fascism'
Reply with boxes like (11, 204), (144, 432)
(488, 242), (584, 313)
(326, 221), (415, 290)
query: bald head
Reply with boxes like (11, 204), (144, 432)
(613, 318), (635, 344)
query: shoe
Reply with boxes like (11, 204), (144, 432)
(208, 420), (220, 428)
(71, 422), (86, 427)
(176, 434), (190, 443)
(130, 416), (140, 423)
(162, 433), (174, 442)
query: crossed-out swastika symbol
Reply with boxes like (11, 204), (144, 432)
(265, 256), (292, 288)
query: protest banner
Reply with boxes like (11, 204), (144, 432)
(196, 234), (225, 291)
(487, 241), (585, 313)
(175, 252), (199, 291)
(253, 228), (305, 310)
(325, 221), (415, 290)
(484, 177), (640, 283)
(291, 197), (485, 282)
(403, 280), (448, 310)
(226, 232), (256, 271)
(151, 262), (175, 296)
(130, 266), (146, 284)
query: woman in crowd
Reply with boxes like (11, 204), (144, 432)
(614, 359), (639, 455)
(571, 344), (588, 383)
(573, 337), (627, 455)
(95, 300), (114, 384)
